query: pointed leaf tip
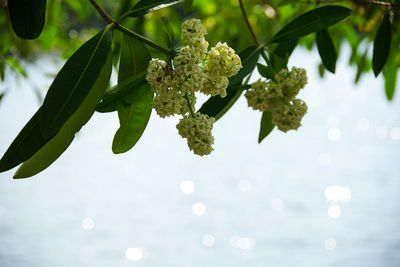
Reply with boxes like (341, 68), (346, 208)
(316, 29), (337, 74)
(372, 13), (391, 77)
(258, 112), (275, 143)
(8, 0), (47, 39)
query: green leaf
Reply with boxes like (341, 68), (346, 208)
(270, 6), (352, 43)
(7, 0), (46, 39)
(355, 48), (369, 84)
(257, 63), (274, 80)
(198, 86), (243, 121)
(0, 108), (54, 173)
(384, 58), (397, 100)
(112, 35), (153, 154)
(316, 29), (337, 73)
(161, 17), (175, 49)
(40, 29), (112, 138)
(383, 45), (399, 101)
(128, 0), (184, 17)
(198, 46), (260, 120)
(258, 112), (275, 143)
(13, 54), (113, 178)
(95, 72), (147, 113)
(372, 13), (391, 77)
(183, 0), (193, 13)
(270, 39), (297, 71)
(112, 84), (153, 154)
(318, 63), (325, 78)
(15, 58), (112, 178)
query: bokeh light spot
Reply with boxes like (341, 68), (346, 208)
(81, 217), (95, 230)
(202, 234), (215, 247)
(328, 205), (341, 218)
(181, 180), (195, 195)
(192, 202), (206, 216)
(125, 248), (144, 261)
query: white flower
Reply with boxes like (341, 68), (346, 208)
(205, 42), (242, 78)
(176, 113), (215, 156)
(246, 67), (309, 132)
(174, 64), (206, 93)
(272, 99), (308, 132)
(181, 18), (207, 44)
(152, 90), (196, 118)
(201, 76), (229, 97)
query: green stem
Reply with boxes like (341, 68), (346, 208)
(88, 0), (115, 24)
(184, 93), (195, 117)
(115, 24), (172, 55)
(238, 0), (260, 47)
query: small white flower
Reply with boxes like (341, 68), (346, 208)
(176, 114), (215, 156)
(205, 42), (242, 78)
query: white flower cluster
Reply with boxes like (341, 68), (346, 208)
(245, 67), (308, 132)
(176, 114), (215, 156)
(145, 18), (243, 156)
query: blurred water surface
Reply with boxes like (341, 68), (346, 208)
(0, 48), (400, 267)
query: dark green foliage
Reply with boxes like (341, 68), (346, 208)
(112, 35), (154, 154)
(258, 112), (275, 143)
(41, 30), (111, 137)
(270, 6), (352, 43)
(128, 0), (184, 17)
(316, 29), (337, 73)
(96, 72), (148, 112)
(257, 63), (274, 80)
(383, 31), (400, 101)
(0, 29), (113, 177)
(229, 46), (261, 86)
(40, 30), (112, 138)
(14, 55), (112, 178)
(372, 13), (391, 77)
(7, 0), (46, 39)
(198, 46), (260, 121)
(270, 39), (298, 72)
(0, 109), (54, 172)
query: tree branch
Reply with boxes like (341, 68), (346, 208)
(88, 0), (115, 24)
(238, 0), (260, 47)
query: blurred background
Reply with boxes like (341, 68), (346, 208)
(1, 45), (400, 266)
(1, 0), (400, 266)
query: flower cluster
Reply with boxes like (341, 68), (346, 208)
(176, 114), (215, 156)
(146, 18), (242, 155)
(245, 67), (308, 132)
(202, 42), (242, 97)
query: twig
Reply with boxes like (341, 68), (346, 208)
(238, 0), (260, 47)
(88, 0), (115, 24)
(115, 24), (172, 55)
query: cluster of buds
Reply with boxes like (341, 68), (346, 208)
(146, 18), (242, 155)
(245, 67), (308, 132)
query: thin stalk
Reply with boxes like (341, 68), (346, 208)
(184, 93), (195, 117)
(115, 24), (172, 55)
(88, 0), (115, 24)
(238, 0), (261, 47)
